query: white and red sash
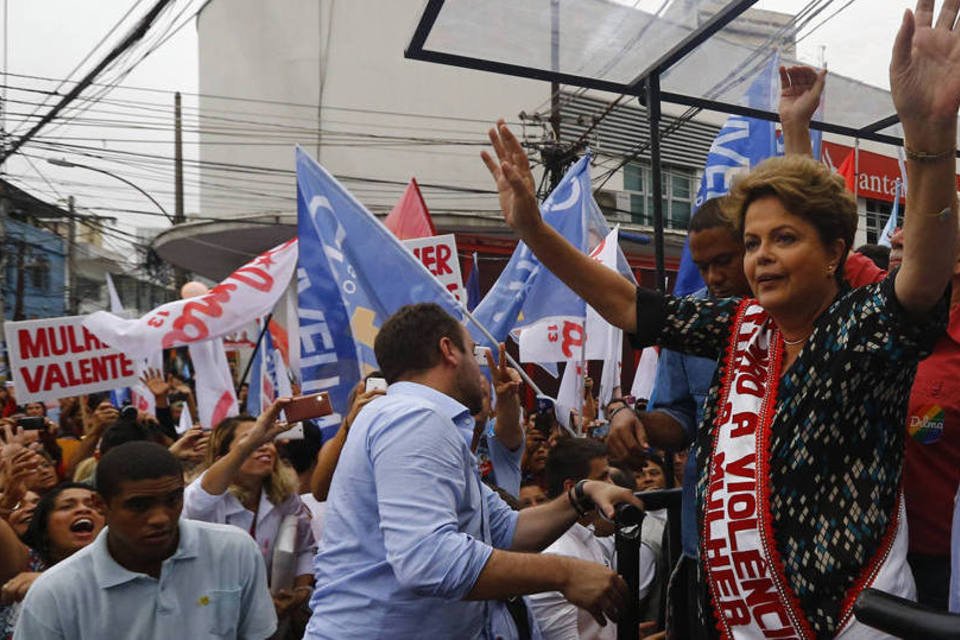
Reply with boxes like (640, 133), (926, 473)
(702, 301), (908, 640)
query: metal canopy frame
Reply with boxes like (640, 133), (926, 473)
(404, 0), (904, 294)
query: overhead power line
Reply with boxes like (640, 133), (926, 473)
(0, 0), (175, 164)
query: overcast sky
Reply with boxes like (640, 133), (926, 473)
(2, 0), (199, 253)
(0, 0), (919, 255)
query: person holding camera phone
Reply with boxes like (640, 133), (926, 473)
(309, 375), (387, 503)
(472, 344), (526, 499)
(182, 398), (317, 627)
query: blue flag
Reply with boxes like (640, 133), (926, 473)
(675, 55), (781, 296)
(470, 155), (636, 363)
(878, 179), (901, 248)
(296, 147), (463, 436)
(466, 252), (481, 311)
(470, 155), (592, 350)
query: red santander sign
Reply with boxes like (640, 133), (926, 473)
(822, 141), (960, 202)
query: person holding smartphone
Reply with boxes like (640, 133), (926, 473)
(472, 344), (526, 499)
(182, 399), (317, 626)
(309, 375), (387, 502)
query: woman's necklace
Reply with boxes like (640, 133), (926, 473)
(782, 332), (811, 346)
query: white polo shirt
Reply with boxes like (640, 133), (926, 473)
(14, 519), (277, 640)
(528, 523), (656, 640)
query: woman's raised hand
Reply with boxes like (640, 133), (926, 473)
(891, 0), (960, 146)
(241, 398), (293, 450)
(778, 64), (826, 129)
(481, 120), (542, 237)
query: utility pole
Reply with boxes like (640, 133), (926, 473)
(13, 237), (24, 321)
(0, 185), (8, 330)
(1, 0), (9, 371)
(538, 0), (577, 196)
(173, 91), (187, 288)
(67, 196), (78, 314)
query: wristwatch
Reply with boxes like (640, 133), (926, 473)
(568, 479), (595, 517)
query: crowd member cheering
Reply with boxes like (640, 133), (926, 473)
(481, 2), (960, 635)
(0, 482), (104, 639)
(472, 345), (526, 498)
(307, 303), (641, 639)
(15, 442), (276, 639)
(183, 400), (317, 628)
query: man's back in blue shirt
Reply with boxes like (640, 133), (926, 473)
(307, 382), (518, 640)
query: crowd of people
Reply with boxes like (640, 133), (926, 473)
(2, 2), (960, 638)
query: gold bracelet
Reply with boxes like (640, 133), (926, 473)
(904, 145), (956, 163)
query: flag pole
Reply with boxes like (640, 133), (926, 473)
(578, 328), (588, 436)
(238, 313), (273, 389)
(461, 306), (544, 396)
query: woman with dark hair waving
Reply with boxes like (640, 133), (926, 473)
(482, 3), (960, 637)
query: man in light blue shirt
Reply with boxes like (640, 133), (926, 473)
(15, 442), (276, 640)
(307, 303), (641, 639)
(474, 347), (525, 498)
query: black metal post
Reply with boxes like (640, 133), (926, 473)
(238, 313), (273, 389)
(616, 509), (643, 640)
(646, 73), (666, 292)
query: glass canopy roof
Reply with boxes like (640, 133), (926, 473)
(406, 0), (918, 145)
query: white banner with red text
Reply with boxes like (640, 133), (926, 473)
(403, 234), (466, 304)
(84, 239), (298, 359)
(3, 315), (140, 403)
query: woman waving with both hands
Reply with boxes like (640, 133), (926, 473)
(482, 1), (960, 637)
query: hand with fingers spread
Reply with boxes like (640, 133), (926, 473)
(485, 344), (522, 402)
(139, 367), (171, 402)
(559, 556), (630, 627)
(891, 0), (960, 145)
(481, 120), (543, 237)
(484, 343), (524, 450)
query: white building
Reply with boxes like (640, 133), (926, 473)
(154, 0), (939, 284)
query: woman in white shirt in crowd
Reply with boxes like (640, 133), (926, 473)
(183, 399), (316, 629)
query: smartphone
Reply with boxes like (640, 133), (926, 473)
(365, 377), (388, 393)
(284, 392), (333, 423)
(17, 416), (45, 430)
(534, 395), (557, 436)
(474, 346), (492, 366)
